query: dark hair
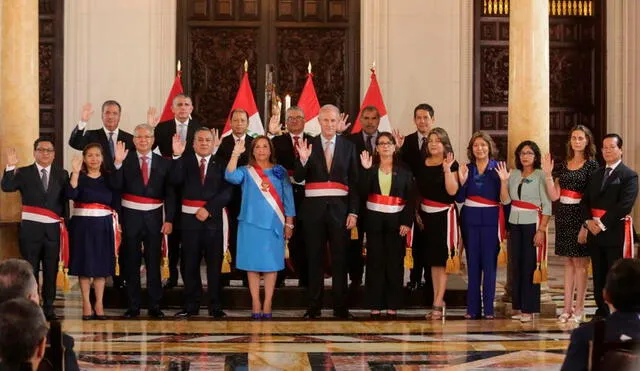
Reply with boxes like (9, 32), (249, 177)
(413, 103), (434, 119)
(172, 93), (192, 105)
(0, 259), (36, 305)
(33, 138), (54, 151)
(466, 131), (498, 162)
(566, 125), (596, 161)
(514, 140), (542, 170)
(361, 105), (380, 118)
(603, 133), (623, 149)
(249, 136), (277, 166)
(101, 100), (121, 113)
(81, 143), (106, 175)
(230, 108), (249, 122)
(426, 127), (454, 158)
(372, 132), (399, 165)
(0, 298), (48, 368)
(605, 259), (640, 312)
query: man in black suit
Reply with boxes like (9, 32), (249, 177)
(1, 138), (69, 320)
(270, 106), (315, 288)
(579, 133), (639, 318)
(561, 259), (640, 371)
(148, 94), (203, 289)
(111, 124), (176, 319)
(171, 128), (232, 318)
(215, 109), (254, 285)
(346, 105), (381, 288)
(396, 103), (435, 299)
(68, 100), (134, 170)
(294, 104), (359, 319)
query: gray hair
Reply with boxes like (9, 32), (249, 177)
(134, 123), (155, 137)
(285, 106), (305, 119)
(319, 104), (340, 118)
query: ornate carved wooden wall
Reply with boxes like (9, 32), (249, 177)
(474, 0), (606, 162)
(39, 0), (64, 166)
(177, 0), (360, 129)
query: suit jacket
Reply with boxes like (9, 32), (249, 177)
(110, 152), (175, 232)
(272, 133), (314, 172)
(216, 134), (254, 166)
(399, 132), (424, 176)
(561, 311), (640, 371)
(293, 135), (359, 222)
(581, 162), (639, 248)
(68, 126), (134, 170)
(360, 163), (415, 230)
(171, 154), (232, 230)
(153, 118), (202, 158)
(1, 164), (69, 241)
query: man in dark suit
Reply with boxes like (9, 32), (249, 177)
(270, 106), (315, 288)
(171, 128), (232, 318)
(579, 133), (639, 318)
(215, 109), (254, 286)
(111, 124), (175, 319)
(1, 138), (69, 320)
(68, 100), (134, 170)
(561, 259), (640, 371)
(294, 104), (359, 319)
(148, 94), (203, 289)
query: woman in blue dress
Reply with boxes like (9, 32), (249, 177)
(225, 135), (295, 319)
(457, 131), (503, 319)
(67, 143), (119, 320)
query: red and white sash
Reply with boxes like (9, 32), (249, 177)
(121, 194), (163, 211)
(463, 195), (507, 243)
(21, 205), (69, 268)
(248, 165), (285, 226)
(512, 200), (547, 274)
(287, 170), (305, 186)
(591, 208), (635, 259)
(73, 202), (121, 261)
(304, 182), (349, 197)
(366, 194), (406, 214)
(559, 189), (583, 205)
(181, 199), (206, 214)
(420, 199), (459, 258)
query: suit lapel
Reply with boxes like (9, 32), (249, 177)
(601, 164), (622, 192)
(30, 164), (47, 195)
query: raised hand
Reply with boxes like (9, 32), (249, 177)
(80, 103), (94, 122)
(5, 148), (18, 167)
(232, 139), (246, 156)
(337, 113), (351, 133)
(71, 155), (83, 174)
(296, 138), (312, 162)
(268, 112), (282, 136)
(458, 163), (470, 185)
(210, 128), (221, 148)
(146, 107), (160, 127)
(542, 153), (554, 177)
(360, 150), (373, 169)
(114, 141), (129, 165)
(172, 134), (186, 156)
(392, 129), (405, 148)
(442, 152), (455, 172)
(495, 161), (511, 181)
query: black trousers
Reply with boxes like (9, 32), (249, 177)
(347, 216), (365, 284)
(365, 215), (404, 310)
(306, 211), (349, 312)
(588, 241), (622, 316)
(409, 226), (434, 303)
(181, 227), (223, 312)
(509, 223), (540, 313)
(279, 185), (308, 286)
(20, 232), (59, 310)
(122, 225), (163, 310)
(167, 225), (184, 284)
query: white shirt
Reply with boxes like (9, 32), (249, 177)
(593, 159), (623, 232)
(417, 131), (428, 150)
(232, 133), (247, 142)
(289, 132), (304, 146)
(195, 154), (212, 177)
(320, 135), (337, 158)
(103, 127), (120, 140)
(175, 119), (189, 140)
(35, 163), (52, 189)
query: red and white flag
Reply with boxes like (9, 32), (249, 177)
(222, 71), (264, 137)
(298, 72), (321, 136)
(352, 68), (391, 133)
(159, 70), (184, 122)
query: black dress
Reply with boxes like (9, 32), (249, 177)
(66, 174), (117, 277)
(416, 161), (459, 267)
(554, 160), (599, 257)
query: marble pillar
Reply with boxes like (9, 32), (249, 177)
(0, 0), (39, 259)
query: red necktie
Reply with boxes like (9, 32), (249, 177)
(200, 157), (206, 185)
(141, 156), (149, 186)
(293, 136), (300, 158)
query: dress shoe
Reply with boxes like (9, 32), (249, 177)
(94, 314), (107, 320)
(262, 313), (273, 320)
(406, 282), (418, 291)
(148, 308), (165, 318)
(82, 314), (94, 321)
(333, 310), (354, 320)
(175, 310), (198, 318)
(303, 309), (321, 319)
(209, 309), (227, 318)
(251, 312), (262, 320)
(123, 309), (140, 319)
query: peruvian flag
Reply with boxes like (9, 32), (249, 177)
(352, 68), (391, 133)
(297, 72), (321, 136)
(159, 70), (184, 122)
(222, 71), (264, 137)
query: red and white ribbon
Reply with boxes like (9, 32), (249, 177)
(512, 200), (547, 271)
(559, 189), (583, 205)
(420, 199), (459, 259)
(248, 165), (285, 226)
(304, 182), (349, 197)
(121, 194), (163, 211)
(73, 202), (121, 261)
(181, 199), (206, 214)
(464, 195), (507, 243)
(366, 194), (406, 214)
(591, 208), (635, 259)
(21, 206), (69, 268)
(287, 169), (305, 186)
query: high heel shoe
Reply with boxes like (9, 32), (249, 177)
(558, 312), (572, 323)
(251, 312), (262, 320)
(570, 313), (584, 324)
(426, 305), (445, 320)
(262, 313), (273, 320)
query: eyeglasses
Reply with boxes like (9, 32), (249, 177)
(35, 148), (55, 153)
(377, 142), (394, 147)
(286, 116), (305, 121)
(519, 151), (535, 156)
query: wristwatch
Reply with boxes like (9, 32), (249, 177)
(285, 224), (295, 229)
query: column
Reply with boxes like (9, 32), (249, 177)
(0, 0), (40, 259)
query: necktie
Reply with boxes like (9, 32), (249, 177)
(200, 158), (206, 185)
(141, 156), (149, 186)
(108, 132), (115, 159)
(601, 167), (612, 190)
(365, 135), (373, 154)
(179, 124), (187, 142)
(324, 140), (333, 171)
(293, 136), (300, 158)
(41, 168), (48, 191)
(420, 137), (428, 157)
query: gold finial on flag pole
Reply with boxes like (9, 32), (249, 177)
(177, 60), (181, 72)
(244, 60), (248, 72)
(308, 61), (312, 74)
(371, 61), (376, 73)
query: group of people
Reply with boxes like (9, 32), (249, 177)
(1, 95), (638, 323)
